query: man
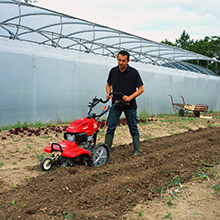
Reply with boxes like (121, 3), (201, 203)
(105, 50), (144, 156)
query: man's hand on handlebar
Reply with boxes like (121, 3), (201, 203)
(106, 93), (112, 100)
(122, 95), (130, 102)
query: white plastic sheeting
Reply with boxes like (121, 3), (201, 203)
(0, 0), (217, 66)
(0, 38), (220, 126)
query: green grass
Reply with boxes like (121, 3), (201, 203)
(12, 184), (18, 188)
(138, 209), (143, 217)
(191, 165), (217, 181)
(161, 212), (173, 219)
(34, 150), (45, 161)
(212, 184), (220, 194)
(150, 173), (188, 202)
(10, 200), (16, 205)
(141, 134), (154, 140)
(0, 121), (55, 130)
(139, 111), (151, 120)
(166, 197), (175, 208)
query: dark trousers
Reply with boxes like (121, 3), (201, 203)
(106, 106), (139, 136)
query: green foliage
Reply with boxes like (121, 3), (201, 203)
(161, 39), (175, 46)
(150, 173), (187, 201)
(166, 197), (175, 208)
(139, 111), (151, 120)
(0, 121), (54, 130)
(65, 212), (75, 219)
(175, 30), (194, 50)
(34, 151), (44, 161)
(162, 30), (220, 76)
(191, 165), (217, 181)
(10, 200), (16, 205)
(212, 184), (220, 194)
(161, 212), (173, 219)
(26, 145), (31, 149)
(138, 209), (143, 216)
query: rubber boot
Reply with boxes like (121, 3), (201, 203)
(132, 135), (141, 156)
(105, 134), (114, 151)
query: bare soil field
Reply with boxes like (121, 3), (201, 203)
(0, 113), (220, 220)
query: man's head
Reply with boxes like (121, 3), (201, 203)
(117, 50), (130, 72)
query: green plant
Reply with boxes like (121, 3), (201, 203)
(141, 134), (154, 140)
(0, 121), (54, 131)
(64, 212), (75, 219)
(166, 197), (175, 208)
(34, 151), (44, 161)
(165, 174), (187, 199)
(12, 184), (18, 188)
(138, 209), (143, 216)
(212, 184), (220, 194)
(150, 173), (187, 201)
(126, 188), (133, 193)
(0, 162), (3, 168)
(150, 187), (166, 199)
(193, 212), (199, 215)
(10, 200), (16, 205)
(139, 111), (150, 120)
(160, 119), (178, 123)
(157, 113), (177, 118)
(207, 123), (215, 128)
(209, 108), (215, 113)
(161, 211), (173, 219)
(191, 166), (217, 181)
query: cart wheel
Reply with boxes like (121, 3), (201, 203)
(40, 157), (52, 171)
(194, 111), (200, 117)
(179, 109), (185, 117)
(91, 144), (109, 167)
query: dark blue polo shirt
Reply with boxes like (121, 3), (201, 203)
(107, 65), (143, 109)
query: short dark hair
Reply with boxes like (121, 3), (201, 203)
(118, 50), (130, 61)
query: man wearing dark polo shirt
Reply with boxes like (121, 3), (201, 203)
(105, 50), (144, 156)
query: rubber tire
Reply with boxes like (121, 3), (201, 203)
(91, 144), (109, 167)
(179, 108), (185, 117)
(194, 111), (200, 117)
(40, 157), (52, 171)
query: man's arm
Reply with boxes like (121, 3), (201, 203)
(122, 85), (144, 102)
(106, 83), (112, 100)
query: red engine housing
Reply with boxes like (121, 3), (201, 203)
(66, 117), (99, 135)
(43, 117), (99, 158)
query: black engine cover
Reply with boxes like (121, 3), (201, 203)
(64, 132), (87, 143)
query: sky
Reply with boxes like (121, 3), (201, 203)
(37, 0), (220, 43)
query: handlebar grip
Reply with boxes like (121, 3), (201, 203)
(51, 143), (63, 153)
(99, 98), (109, 103)
(109, 92), (124, 96)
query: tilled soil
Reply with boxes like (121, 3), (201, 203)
(0, 125), (220, 220)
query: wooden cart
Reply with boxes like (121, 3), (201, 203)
(169, 95), (208, 117)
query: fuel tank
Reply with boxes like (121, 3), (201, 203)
(66, 117), (99, 136)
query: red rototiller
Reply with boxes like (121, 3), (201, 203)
(40, 92), (127, 171)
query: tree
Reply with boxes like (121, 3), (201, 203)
(175, 30), (194, 50)
(161, 39), (175, 47)
(161, 31), (220, 76)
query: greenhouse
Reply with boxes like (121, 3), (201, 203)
(0, 0), (220, 126)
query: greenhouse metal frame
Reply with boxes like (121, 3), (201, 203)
(0, 0), (218, 76)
